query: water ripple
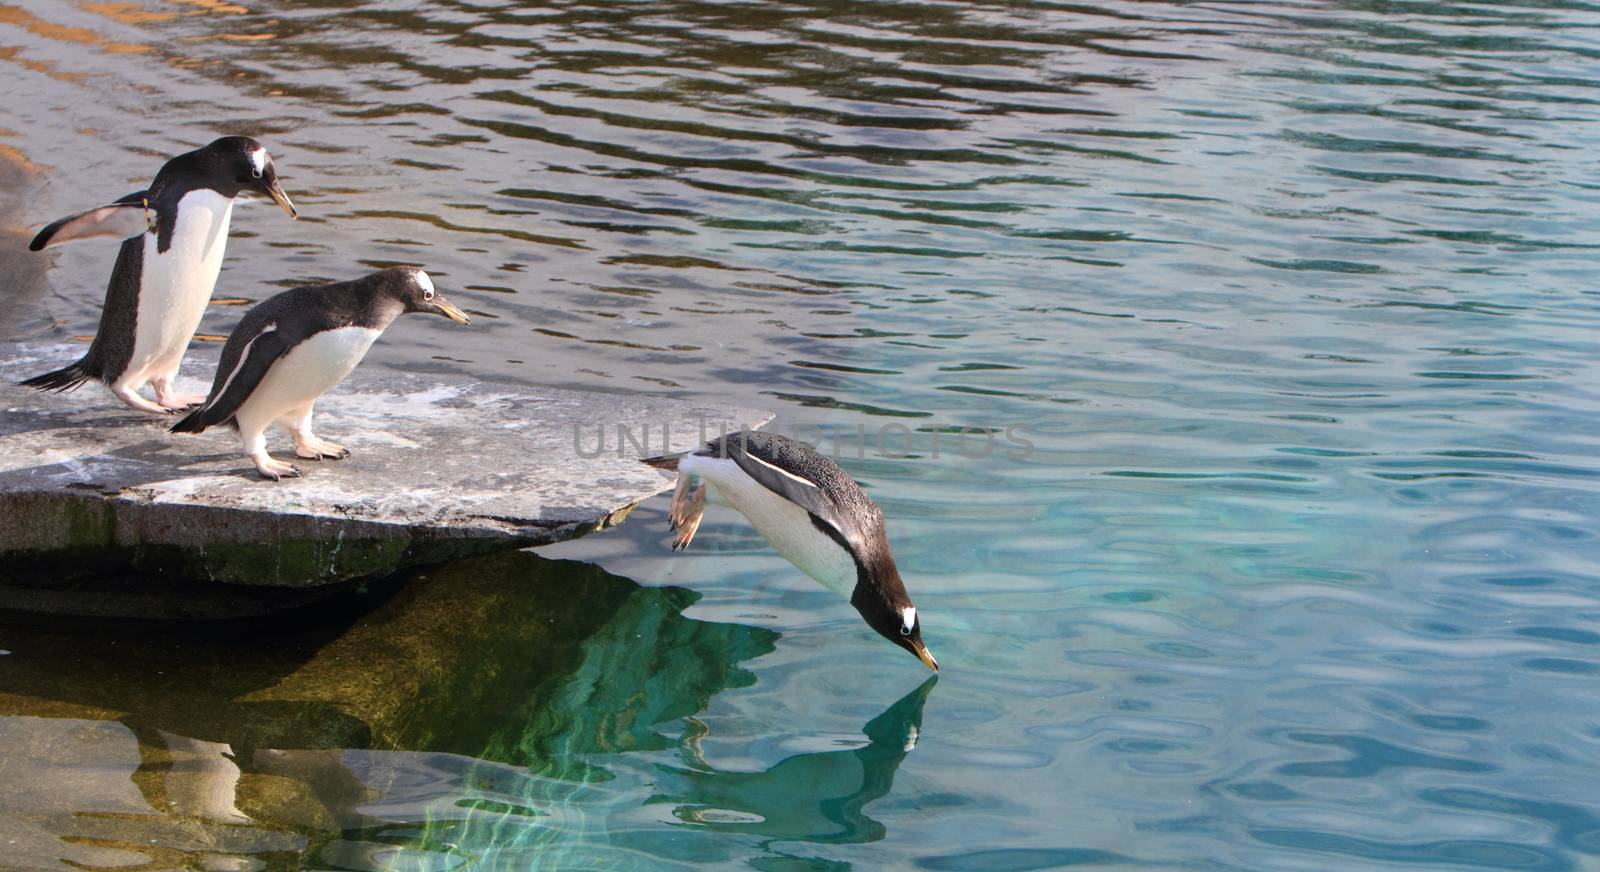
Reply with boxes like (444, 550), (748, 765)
(3, 0), (1599, 868)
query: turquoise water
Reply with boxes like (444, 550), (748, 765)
(3, 0), (1600, 869)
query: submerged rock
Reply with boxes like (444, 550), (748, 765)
(0, 342), (768, 590)
(0, 550), (932, 868)
(0, 552), (785, 868)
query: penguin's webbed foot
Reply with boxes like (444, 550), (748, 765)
(112, 386), (173, 416)
(669, 482), (707, 551)
(294, 438), (349, 461)
(159, 393), (208, 412)
(254, 457), (301, 481)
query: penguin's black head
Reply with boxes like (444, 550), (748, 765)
(201, 136), (298, 218)
(852, 553), (938, 672)
(378, 267), (472, 325)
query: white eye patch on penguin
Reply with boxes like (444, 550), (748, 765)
(414, 269), (436, 301)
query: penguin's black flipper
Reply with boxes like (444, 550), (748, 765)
(170, 326), (291, 434)
(715, 434), (859, 548)
(29, 191), (151, 251)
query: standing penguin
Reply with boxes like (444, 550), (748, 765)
(170, 268), (470, 481)
(643, 432), (938, 671)
(21, 136), (298, 414)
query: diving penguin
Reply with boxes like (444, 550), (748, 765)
(21, 136), (298, 414)
(170, 267), (471, 480)
(643, 432), (938, 670)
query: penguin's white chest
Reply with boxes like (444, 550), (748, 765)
(236, 327), (382, 426)
(680, 454), (859, 600)
(129, 189), (234, 374)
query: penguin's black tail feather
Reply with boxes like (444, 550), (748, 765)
(19, 360), (95, 393)
(640, 453), (682, 471)
(169, 406), (211, 435)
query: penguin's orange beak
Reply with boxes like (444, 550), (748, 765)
(913, 640), (939, 672)
(432, 296), (471, 325)
(265, 178), (297, 219)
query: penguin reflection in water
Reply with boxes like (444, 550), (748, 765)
(643, 433), (938, 670)
(21, 136), (297, 414)
(171, 268), (470, 480)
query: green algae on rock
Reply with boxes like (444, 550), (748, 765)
(0, 552), (782, 868)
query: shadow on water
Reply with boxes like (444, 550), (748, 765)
(649, 676), (936, 841)
(412, 675), (939, 871)
(0, 551), (791, 869)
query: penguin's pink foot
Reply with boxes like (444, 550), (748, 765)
(290, 429), (349, 461)
(153, 379), (207, 411)
(159, 392), (208, 410)
(252, 454), (300, 481)
(294, 440), (349, 461)
(112, 384), (172, 416)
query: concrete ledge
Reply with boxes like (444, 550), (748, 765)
(0, 342), (768, 587)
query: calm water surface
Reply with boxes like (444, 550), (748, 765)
(2, 0), (1599, 869)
